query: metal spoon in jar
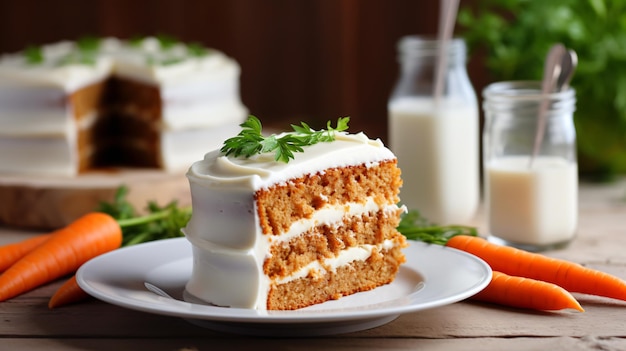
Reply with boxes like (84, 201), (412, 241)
(556, 49), (578, 92)
(529, 43), (567, 168)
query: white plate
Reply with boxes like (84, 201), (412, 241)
(77, 238), (491, 336)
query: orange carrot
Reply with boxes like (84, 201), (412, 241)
(0, 234), (51, 272)
(0, 212), (122, 302)
(48, 275), (90, 309)
(473, 271), (584, 311)
(447, 235), (626, 301)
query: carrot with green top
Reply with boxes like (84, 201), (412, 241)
(473, 271), (583, 311)
(0, 212), (122, 302)
(446, 235), (626, 302)
(0, 234), (51, 272)
(397, 210), (626, 310)
(47, 186), (192, 308)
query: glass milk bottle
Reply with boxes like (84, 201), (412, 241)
(388, 36), (479, 225)
(482, 81), (578, 251)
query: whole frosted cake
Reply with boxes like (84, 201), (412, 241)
(0, 36), (247, 176)
(183, 117), (407, 310)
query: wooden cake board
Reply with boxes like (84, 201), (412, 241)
(0, 169), (191, 230)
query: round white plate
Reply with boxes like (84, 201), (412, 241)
(77, 238), (491, 336)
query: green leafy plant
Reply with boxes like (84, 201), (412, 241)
(458, 0), (626, 179)
(221, 115), (350, 163)
(97, 186), (191, 246)
(23, 46), (43, 64)
(396, 210), (478, 245)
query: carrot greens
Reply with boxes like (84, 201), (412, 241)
(97, 185), (191, 246)
(397, 209), (478, 245)
(47, 186), (191, 308)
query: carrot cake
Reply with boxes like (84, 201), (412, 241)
(0, 36), (247, 176)
(183, 117), (407, 310)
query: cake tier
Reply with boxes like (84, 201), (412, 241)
(263, 208), (404, 280)
(267, 245), (406, 310)
(256, 159), (402, 235)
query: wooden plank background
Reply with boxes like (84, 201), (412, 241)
(0, 0), (487, 143)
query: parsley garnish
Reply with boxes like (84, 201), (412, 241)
(187, 42), (209, 57)
(129, 35), (144, 47)
(156, 34), (178, 50)
(76, 36), (101, 52)
(221, 115), (350, 163)
(24, 45), (43, 64)
(55, 36), (101, 67)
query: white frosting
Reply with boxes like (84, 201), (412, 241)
(183, 133), (403, 310)
(185, 132), (395, 249)
(186, 132), (395, 190)
(0, 135), (78, 175)
(0, 37), (247, 176)
(0, 37), (240, 91)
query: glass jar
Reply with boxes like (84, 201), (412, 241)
(482, 81), (578, 251)
(388, 36), (479, 225)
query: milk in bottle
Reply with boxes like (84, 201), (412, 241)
(388, 36), (479, 225)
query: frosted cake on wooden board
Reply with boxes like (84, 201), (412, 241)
(0, 36), (245, 229)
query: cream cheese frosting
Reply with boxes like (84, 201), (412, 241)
(186, 132), (395, 190)
(0, 37), (239, 91)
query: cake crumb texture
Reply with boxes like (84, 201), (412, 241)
(264, 208), (405, 279)
(266, 245), (407, 310)
(256, 159), (402, 235)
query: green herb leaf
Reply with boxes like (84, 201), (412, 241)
(156, 34), (178, 50)
(129, 35), (144, 47)
(187, 42), (209, 57)
(158, 56), (184, 66)
(77, 36), (101, 52)
(396, 209), (478, 245)
(221, 116), (350, 163)
(97, 185), (192, 247)
(24, 45), (44, 64)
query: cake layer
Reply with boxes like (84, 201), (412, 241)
(264, 208), (404, 280)
(0, 136), (77, 175)
(0, 125), (241, 176)
(267, 245), (406, 310)
(185, 236), (406, 310)
(256, 159), (402, 235)
(0, 85), (68, 136)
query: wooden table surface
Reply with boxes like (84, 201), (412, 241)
(1, 179), (626, 351)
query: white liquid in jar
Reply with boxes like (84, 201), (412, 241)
(486, 156), (578, 246)
(388, 97), (479, 224)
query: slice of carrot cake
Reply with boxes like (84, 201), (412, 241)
(183, 116), (407, 310)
